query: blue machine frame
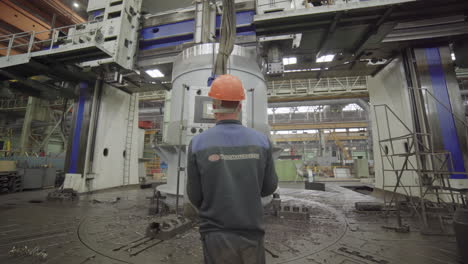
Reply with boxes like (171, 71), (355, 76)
(425, 48), (467, 179)
(68, 82), (88, 174)
(140, 11), (255, 50)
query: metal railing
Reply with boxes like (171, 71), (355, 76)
(0, 156), (65, 169)
(138, 90), (167, 101)
(0, 97), (29, 110)
(0, 20), (100, 60)
(269, 110), (367, 124)
(257, 0), (395, 15)
(267, 76), (368, 97)
(0, 98), (66, 111)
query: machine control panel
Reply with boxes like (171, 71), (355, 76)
(185, 86), (246, 140)
(186, 86), (216, 140)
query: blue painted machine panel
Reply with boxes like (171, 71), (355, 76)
(425, 48), (467, 179)
(140, 11), (255, 51)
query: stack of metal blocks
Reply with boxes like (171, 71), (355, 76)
(0, 171), (22, 194)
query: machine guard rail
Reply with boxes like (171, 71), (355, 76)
(0, 20), (101, 60)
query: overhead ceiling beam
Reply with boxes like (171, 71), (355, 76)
(0, 0), (51, 40)
(370, 51), (398, 77)
(42, 0), (86, 25)
(27, 60), (96, 82)
(5, 82), (42, 98)
(317, 11), (344, 55)
(353, 6), (395, 56)
(0, 70), (76, 99)
(9, 0), (66, 28)
(349, 6), (395, 69)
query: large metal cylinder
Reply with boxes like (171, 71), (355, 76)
(156, 43), (269, 196)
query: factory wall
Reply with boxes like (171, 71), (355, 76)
(89, 84), (139, 190)
(368, 57), (421, 196)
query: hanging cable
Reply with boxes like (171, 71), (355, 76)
(213, 0), (236, 76)
(61, 99), (68, 136)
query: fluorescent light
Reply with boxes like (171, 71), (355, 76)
(283, 57), (297, 65)
(267, 67), (328, 75)
(283, 68), (321, 73)
(451, 52), (456, 61)
(146, 69), (164, 78)
(316, 54), (335, 63)
(73, 2), (79, 8)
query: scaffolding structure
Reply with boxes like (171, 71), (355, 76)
(374, 103), (468, 233)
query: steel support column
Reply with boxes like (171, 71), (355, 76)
(194, 0), (216, 43)
(19, 97), (36, 154)
(413, 46), (468, 179)
(65, 82), (93, 174)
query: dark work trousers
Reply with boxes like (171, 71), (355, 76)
(202, 231), (266, 264)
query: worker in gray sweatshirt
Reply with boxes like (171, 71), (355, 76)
(187, 74), (278, 264)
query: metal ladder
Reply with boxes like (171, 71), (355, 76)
(123, 94), (137, 185)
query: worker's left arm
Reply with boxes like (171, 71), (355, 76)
(186, 141), (203, 209)
(261, 139), (279, 197)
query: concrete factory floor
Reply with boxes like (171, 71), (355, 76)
(0, 182), (462, 264)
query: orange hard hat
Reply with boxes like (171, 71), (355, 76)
(208, 75), (245, 101)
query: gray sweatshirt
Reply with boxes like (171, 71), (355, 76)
(186, 120), (278, 236)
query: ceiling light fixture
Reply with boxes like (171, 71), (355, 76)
(145, 69), (164, 78)
(316, 54), (335, 63)
(267, 67), (329, 75)
(283, 57), (297, 65)
(73, 2), (80, 8)
(451, 52), (456, 61)
(283, 68), (321, 73)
